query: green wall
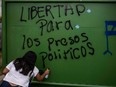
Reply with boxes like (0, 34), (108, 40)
(2, 0), (116, 87)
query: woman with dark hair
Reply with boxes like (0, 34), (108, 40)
(0, 51), (50, 87)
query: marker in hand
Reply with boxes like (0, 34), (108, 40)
(45, 68), (50, 79)
(45, 74), (48, 79)
(39, 68), (50, 79)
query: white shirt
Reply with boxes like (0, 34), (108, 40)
(3, 61), (39, 87)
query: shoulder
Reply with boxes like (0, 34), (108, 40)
(9, 60), (15, 65)
(33, 66), (39, 77)
(6, 61), (14, 68)
(34, 66), (39, 72)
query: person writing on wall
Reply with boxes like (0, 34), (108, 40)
(0, 51), (50, 87)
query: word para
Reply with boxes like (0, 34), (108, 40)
(37, 19), (73, 36)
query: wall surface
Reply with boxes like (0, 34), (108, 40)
(0, 23), (2, 50)
(2, 0), (116, 87)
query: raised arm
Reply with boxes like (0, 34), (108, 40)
(2, 68), (9, 75)
(35, 68), (50, 81)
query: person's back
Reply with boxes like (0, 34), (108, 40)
(3, 61), (39, 87)
(0, 51), (50, 87)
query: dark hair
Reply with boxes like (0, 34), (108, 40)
(13, 51), (37, 76)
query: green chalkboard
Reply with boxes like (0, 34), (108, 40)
(2, 0), (116, 86)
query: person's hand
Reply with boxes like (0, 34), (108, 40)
(44, 68), (50, 75)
